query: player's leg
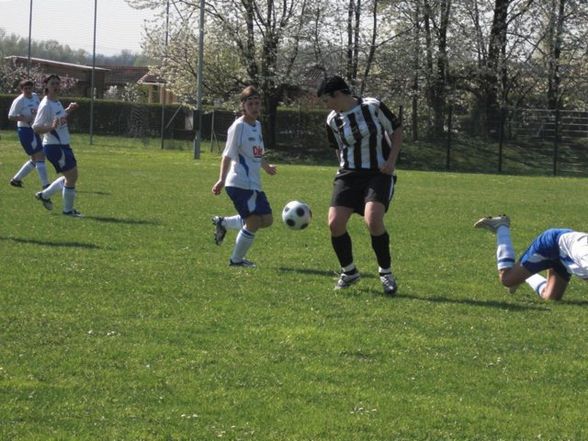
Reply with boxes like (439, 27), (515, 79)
(31, 151), (50, 189)
(475, 215), (516, 273)
(11, 128), (37, 187)
(225, 188), (271, 267)
(11, 159), (35, 187)
(229, 214), (259, 267)
(364, 200), (397, 295)
(539, 269), (568, 300)
(498, 263), (533, 291)
(61, 166), (81, 216)
(329, 206), (359, 289)
(365, 173), (397, 295)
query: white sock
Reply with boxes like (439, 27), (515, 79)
(526, 274), (547, 297)
(14, 160), (35, 181)
(223, 215), (243, 230)
(42, 176), (65, 198)
(342, 263), (356, 273)
(496, 225), (515, 270)
(379, 266), (392, 275)
(34, 160), (49, 188)
(63, 186), (76, 213)
(231, 227), (255, 262)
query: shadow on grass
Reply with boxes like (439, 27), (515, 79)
(399, 293), (549, 311)
(0, 236), (100, 249)
(84, 215), (161, 225)
(560, 299), (588, 307)
(77, 190), (112, 196)
(278, 266), (376, 279)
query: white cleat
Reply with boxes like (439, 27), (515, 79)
(229, 258), (256, 268)
(212, 216), (227, 246)
(35, 191), (53, 210)
(380, 273), (398, 296)
(63, 209), (83, 218)
(474, 215), (510, 233)
(334, 271), (360, 290)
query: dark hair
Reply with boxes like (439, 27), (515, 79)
(240, 85), (260, 102)
(317, 75), (351, 98)
(43, 74), (61, 94)
(19, 79), (34, 89)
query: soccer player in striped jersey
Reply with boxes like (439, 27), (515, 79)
(211, 86), (277, 268)
(32, 74), (82, 217)
(7, 79), (50, 189)
(475, 215), (588, 300)
(317, 75), (402, 295)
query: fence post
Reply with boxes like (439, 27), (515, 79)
(553, 107), (560, 176)
(446, 105), (452, 171)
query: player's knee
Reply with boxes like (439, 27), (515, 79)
(263, 215), (273, 228)
(498, 269), (517, 288)
(329, 218), (346, 236)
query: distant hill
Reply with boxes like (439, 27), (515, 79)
(0, 28), (151, 67)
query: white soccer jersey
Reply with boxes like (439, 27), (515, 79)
(223, 116), (265, 191)
(8, 93), (40, 128)
(32, 97), (71, 145)
(559, 231), (588, 279)
(325, 97), (401, 170)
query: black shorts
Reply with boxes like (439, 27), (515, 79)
(330, 169), (397, 216)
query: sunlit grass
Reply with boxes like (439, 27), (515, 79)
(1, 131), (587, 440)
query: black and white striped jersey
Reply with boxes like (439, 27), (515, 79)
(325, 97), (401, 170)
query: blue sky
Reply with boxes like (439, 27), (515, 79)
(0, 0), (159, 55)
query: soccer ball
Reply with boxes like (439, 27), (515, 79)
(282, 200), (312, 230)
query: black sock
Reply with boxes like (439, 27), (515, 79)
(371, 232), (391, 270)
(331, 232), (354, 269)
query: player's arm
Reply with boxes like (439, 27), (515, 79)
(211, 155), (232, 195)
(261, 159), (277, 175)
(379, 101), (402, 175)
(212, 123), (240, 195)
(381, 127), (402, 175)
(32, 104), (57, 134)
(8, 99), (31, 124)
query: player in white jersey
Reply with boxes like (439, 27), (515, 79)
(7, 79), (50, 189)
(32, 74), (82, 217)
(317, 75), (402, 295)
(211, 86), (277, 267)
(475, 215), (588, 300)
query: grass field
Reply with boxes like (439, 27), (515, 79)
(1, 131), (587, 441)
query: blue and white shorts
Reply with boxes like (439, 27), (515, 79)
(17, 127), (43, 155)
(519, 228), (573, 281)
(225, 187), (272, 219)
(44, 144), (77, 173)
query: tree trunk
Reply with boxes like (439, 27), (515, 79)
(547, 0), (566, 110)
(411, 0), (421, 141)
(485, 0), (509, 135)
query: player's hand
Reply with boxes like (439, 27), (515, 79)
(67, 102), (79, 112)
(264, 164), (277, 175)
(379, 161), (395, 175)
(211, 180), (224, 195)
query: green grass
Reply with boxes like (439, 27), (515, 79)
(1, 130), (587, 441)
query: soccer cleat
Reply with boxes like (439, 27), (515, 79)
(10, 178), (23, 188)
(380, 273), (398, 296)
(63, 209), (83, 218)
(212, 216), (227, 245)
(35, 191), (53, 210)
(229, 258), (256, 268)
(474, 214), (510, 233)
(334, 271), (361, 290)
